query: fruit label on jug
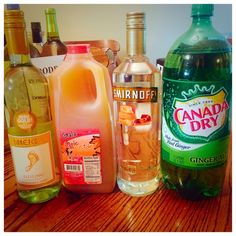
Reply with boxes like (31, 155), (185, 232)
(162, 79), (231, 169)
(60, 129), (102, 185)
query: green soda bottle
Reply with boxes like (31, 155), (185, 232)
(161, 4), (232, 200)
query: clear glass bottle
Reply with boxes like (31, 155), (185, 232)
(41, 8), (67, 56)
(161, 4), (232, 199)
(31, 22), (43, 54)
(4, 9), (61, 203)
(112, 12), (162, 196)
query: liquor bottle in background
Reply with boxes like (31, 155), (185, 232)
(156, 58), (165, 75)
(49, 44), (117, 193)
(28, 37), (41, 58)
(161, 4), (232, 199)
(4, 9), (61, 203)
(41, 8), (67, 56)
(112, 12), (162, 196)
(31, 22), (43, 54)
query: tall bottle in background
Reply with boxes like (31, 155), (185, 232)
(161, 4), (232, 199)
(112, 12), (162, 196)
(49, 44), (116, 193)
(28, 35), (41, 58)
(41, 8), (67, 56)
(31, 22), (43, 54)
(4, 9), (61, 203)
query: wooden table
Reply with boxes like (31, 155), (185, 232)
(4, 146), (232, 232)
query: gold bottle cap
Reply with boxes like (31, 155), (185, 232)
(126, 12), (145, 30)
(4, 10), (29, 55)
(4, 10), (25, 28)
(126, 12), (146, 56)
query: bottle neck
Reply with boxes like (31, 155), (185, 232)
(5, 26), (31, 66)
(126, 28), (146, 57)
(46, 12), (60, 40)
(191, 15), (213, 28)
(32, 30), (43, 44)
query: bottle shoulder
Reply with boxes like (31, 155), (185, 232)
(5, 65), (47, 84)
(168, 23), (231, 54)
(41, 39), (67, 56)
(30, 44), (41, 58)
(114, 56), (159, 75)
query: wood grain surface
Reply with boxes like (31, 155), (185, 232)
(4, 145), (232, 232)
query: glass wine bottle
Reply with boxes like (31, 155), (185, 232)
(41, 8), (67, 56)
(31, 22), (43, 54)
(4, 9), (61, 203)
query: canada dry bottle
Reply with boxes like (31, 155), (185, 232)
(161, 4), (232, 199)
(41, 8), (67, 56)
(49, 44), (116, 193)
(112, 12), (162, 196)
(4, 9), (61, 203)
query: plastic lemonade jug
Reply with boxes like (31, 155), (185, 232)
(49, 44), (117, 193)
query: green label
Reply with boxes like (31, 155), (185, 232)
(162, 78), (231, 169)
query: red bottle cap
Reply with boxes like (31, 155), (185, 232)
(66, 44), (90, 54)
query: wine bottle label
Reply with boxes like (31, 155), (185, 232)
(162, 78), (231, 169)
(14, 111), (37, 131)
(31, 55), (65, 77)
(8, 131), (57, 190)
(60, 129), (102, 185)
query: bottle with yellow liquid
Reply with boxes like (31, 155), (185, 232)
(49, 44), (116, 193)
(4, 9), (61, 203)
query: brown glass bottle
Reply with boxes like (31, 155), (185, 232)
(41, 8), (67, 56)
(31, 22), (43, 54)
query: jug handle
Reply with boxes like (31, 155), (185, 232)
(86, 61), (109, 104)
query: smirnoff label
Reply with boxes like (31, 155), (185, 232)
(113, 87), (158, 103)
(162, 78), (231, 169)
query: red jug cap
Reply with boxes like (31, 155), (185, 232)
(67, 44), (90, 54)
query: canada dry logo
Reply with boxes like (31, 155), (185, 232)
(173, 85), (229, 141)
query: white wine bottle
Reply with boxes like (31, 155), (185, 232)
(4, 9), (61, 203)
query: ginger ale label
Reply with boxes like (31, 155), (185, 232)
(173, 85), (229, 140)
(162, 78), (231, 169)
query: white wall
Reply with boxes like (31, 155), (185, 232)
(20, 4), (232, 65)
